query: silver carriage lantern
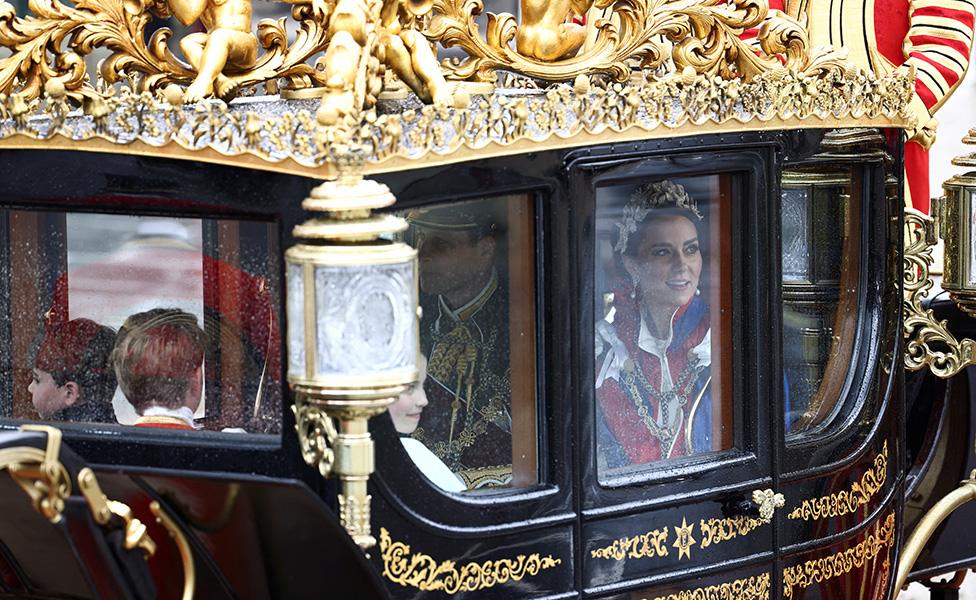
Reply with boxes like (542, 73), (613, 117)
(285, 153), (419, 551)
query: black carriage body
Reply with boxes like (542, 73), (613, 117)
(0, 127), (905, 599)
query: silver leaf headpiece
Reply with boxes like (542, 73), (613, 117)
(613, 180), (701, 254)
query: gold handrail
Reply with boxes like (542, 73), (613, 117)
(150, 500), (196, 600)
(895, 470), (976, 591)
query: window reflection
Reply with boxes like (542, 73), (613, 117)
(781, 170), (858, 435)
(595, 177), (732, 479)
(2, 210), (281, 435)
(401, 195), (538, 491)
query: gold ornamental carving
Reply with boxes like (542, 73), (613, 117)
(645, 572), (771, 600)
(378, 527), (562, 593)
(781, 512), (895, 599)
(787, 441), (888, 521)
(427, 0), (813, 83)
(0, 0), (331, 102)
(903, 208), (976, 377)
(292, 399), (338, 478)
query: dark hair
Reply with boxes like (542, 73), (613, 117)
(112, 308), (206, 413)
(31, 319), (118, 420)
(620, 207), (703, 257)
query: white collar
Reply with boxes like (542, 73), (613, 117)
(142, 406), (200, 429)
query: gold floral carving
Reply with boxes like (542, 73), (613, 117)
(787, 441), (888, 521)
(292, 399), (338, 478)
(698, 515), (765, 549)
(590, 526), (670, 560)
(646, 572), (771, 600)
(903, 208), (976, 377)
(378, 527), (562, 593)
(781, 512), (896, 599)
(427, 0), (812, 83)
(0, 0), (328, 101)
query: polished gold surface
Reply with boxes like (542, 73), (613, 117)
(378, 527), (562, 593)
(895, 471), (976, 592)
(7, 425), (69, 523)
(150, 500), (196, 600)
(646, 573), (770, 600)
(903, 208), (976, 377)
(787, 442), (888, 521)
(782, 512), (895, 599)
(77, 468), (156, 557)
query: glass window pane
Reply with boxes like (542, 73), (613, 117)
(394, 194), (537, 492)
(782, 169), (859, 435)
(594, 176), (733, 482)
(2, 210), (281, 436)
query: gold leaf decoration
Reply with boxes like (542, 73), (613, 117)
(379, 527), (562, 593)
(903, 208), (976, 377)
(645, 572), (771, 600)
(591, 526), (671, 561)
(787, 441), (888, 521)
(698, 514), (765, 549)
(427, 0), (812, 83)
(0, 0), (328, 101)
(781, 512), (896, 599)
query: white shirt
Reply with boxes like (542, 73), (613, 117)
(400, 438), (466, 492)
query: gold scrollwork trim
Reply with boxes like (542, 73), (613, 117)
(781, 512), (896, 599)
(591, 513), (768, 563)
(903, 208), (976, 377)
(645, 572), (771, 600)
(787, 441), (888, 521)
(379, 527), (561, 593)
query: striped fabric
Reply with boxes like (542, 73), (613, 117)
(904, 0), (976, 114)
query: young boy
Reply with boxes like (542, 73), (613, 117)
(112, 308), (206, 430)
(29, 318), (118, 423)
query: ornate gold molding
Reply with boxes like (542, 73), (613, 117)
(378, 527), (562, 593)
(903, 208), (976, 377)
(0, 0), (328, 102)
(428, 0), (811, 83)
(782, 512), (896, 599)
(645, 572), (771, 600)
(787, 441), (888, 521)
(0, 63), (915, 177)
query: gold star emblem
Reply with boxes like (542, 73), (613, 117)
(673, 517), (696, 560)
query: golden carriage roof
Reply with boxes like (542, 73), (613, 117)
(0, 0), (917, 178)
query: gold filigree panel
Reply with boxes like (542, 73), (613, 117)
(781, 512), (896, 599)
(378, 527), (562, 593)
(591, 513), (767, 563)
(645, 572), (771, 600)
(787, 441), (888, 521)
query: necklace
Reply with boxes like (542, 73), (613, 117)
(619, 355), (704, 453)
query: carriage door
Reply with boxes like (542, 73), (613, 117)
(573, 142), (778, 598)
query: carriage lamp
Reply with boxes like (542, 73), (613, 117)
(285, 147), (419, 551)
(937, 168), (976, 317)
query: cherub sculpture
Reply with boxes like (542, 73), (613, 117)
(316, 0), (453, 125)
(515, 0), (595, 61)
(166, 0), (258, 101)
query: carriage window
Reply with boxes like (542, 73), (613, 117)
(0, 210), (281, 435)
(395, 194), (538, 492)
(781, 169), (859, 436)
(594, 176), (733, 481)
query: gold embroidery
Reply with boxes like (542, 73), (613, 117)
(787, 442), (888, 521)
(379, 527), (561, 593)
(645, 572), (771, 600)
(781, 512), (896, 599)
(590, 526), (670, 561)
(698, 515), (765, 549)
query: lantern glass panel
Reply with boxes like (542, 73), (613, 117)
(969, 188), (976, 287)
(286, 262), (306, 379)
(781, 187), (812, 282)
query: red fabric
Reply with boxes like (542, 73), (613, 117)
(911, 49), (965, 89)
(906, 141), (931, 213)
(913, 5), (976, 28)
(874, 0), (912, 65)
(908, 34), (973, 59)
